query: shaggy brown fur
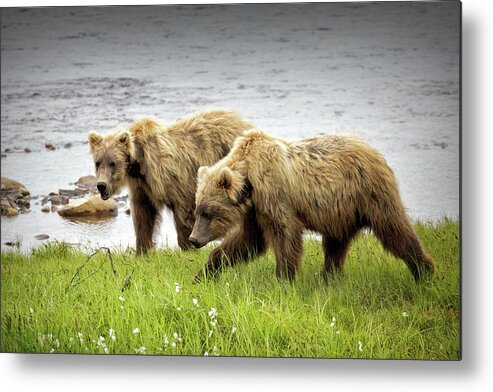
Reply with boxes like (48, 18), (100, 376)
(88, 109), (253, 254)
(190, 129), (435, 282)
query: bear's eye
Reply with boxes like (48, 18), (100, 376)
(109, 162), (116, 168)
(201, 211), (211, 219)
(95, 161), (101, 169)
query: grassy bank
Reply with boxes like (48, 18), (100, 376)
(1, 219), (460, 359)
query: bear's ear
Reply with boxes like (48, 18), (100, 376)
(197, 166), (209, 181)
(88, 131), (103, 151)
(217, 167), (233, 189)
(118, 130), (131, 148)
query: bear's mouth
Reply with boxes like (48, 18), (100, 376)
(100, 192), (111, 201)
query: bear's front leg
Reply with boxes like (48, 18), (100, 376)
(194, 215), (266, 282)
(265, 222), (303, 280)
(130, 187), (160, 255)
(170, 203), (194, 251)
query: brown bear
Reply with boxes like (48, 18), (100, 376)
(189, 129), (435, 282)
(87, 109), (253, 254)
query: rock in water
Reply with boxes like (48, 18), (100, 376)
(1, 199), (19, 216)
(1, 177), (29, 197)
(34, 234), (49, 240)
(50, 195), (69, 205)
(59, 188), (87, 198)
(57, 194), (118, 217)
(1, 177), (30, 215)
(75, 175), (97, 192)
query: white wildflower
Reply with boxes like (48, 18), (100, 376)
(171, 342), (176, 348)
(402, 312), (408, 317)
(29, 308), (34, 314)
(173, 332), (182, 343)
(204, 351), (209, 356)
(336, 330), (340, 335)
(104, 347), (109, 354)
(331, 317), (336, 322)
(109, 328), (116, 341)
(192, 298), (199, 307)
(210, 321), (216, 327)
(175, 283), (181, 293)
(69, 337), (74, 342)
(119, 296), (125, 302)
(133, 327), (140, 335)
(176, 306), (182, 311)
(208, 308), (218, 319)
(208, 329), (213, 337)
(50, 348), (55, 353)
(163, 335), (169, 345)
(134, 346), (146, 354)
(55, 339), (60, 348)
(330, 322), (335, 328)
(231, 326), (237, 334)
(77, 331), (84, 343)
(358, 341), (363, 352)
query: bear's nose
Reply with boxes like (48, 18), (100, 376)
(189, 236), (200, 248)
(97, 182), (107, 193)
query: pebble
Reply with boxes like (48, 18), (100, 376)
(50, 195), (69, 205)
(34, 234), (49, 240)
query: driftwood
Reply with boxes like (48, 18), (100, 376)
(68, 247), (117, 289)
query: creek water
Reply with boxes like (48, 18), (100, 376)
(1, 3), (460, 251)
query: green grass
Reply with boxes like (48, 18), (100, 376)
(1, 219), (460, 359)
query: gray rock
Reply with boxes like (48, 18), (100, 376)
(59, 188), (87, 198)
(41, 205), (50, 213)
(16, 195), (31, 209)
(50, 195), (69, 205)
(75, 175), (97, 192)
(1, 177), (30, 215)
(34, 234), (49, 240)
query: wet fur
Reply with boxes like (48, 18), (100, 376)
(193, 130), (435, 281)
(88, 109), (253, 254)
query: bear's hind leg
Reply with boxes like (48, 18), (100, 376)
(372, 218), (435, 281)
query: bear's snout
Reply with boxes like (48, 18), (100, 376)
(97, 182), (107, 193)
(97, 182), (111, 200)
(188, 236), (203, 249)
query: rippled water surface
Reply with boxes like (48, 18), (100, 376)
(1, 3), (460, 251)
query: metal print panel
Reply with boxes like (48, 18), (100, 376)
(1, 2), (460, 359)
